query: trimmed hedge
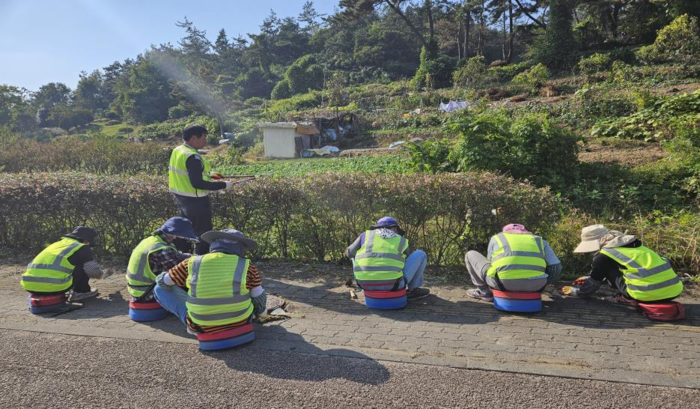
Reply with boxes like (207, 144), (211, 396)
(0, 172), (563, 266)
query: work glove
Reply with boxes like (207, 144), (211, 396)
(224, 181), (233, 190)
(559, 286), (578, 296)
(210, 172), (224, 180)
(573, 276), (589, 286)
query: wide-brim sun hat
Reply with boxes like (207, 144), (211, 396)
(601, 230), (637, 249)
(573, 224), (609, 253)
(157, 217), (199, 242)
(201, 229), (258, 251)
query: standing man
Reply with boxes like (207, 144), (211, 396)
(347, 216), (430, 300)
(21, 227), (113, 301)
(465, 223), (562, 301)
(169, 124), (232, 254)
(563, 225), (683, 304)
(126, 217), (197, 302)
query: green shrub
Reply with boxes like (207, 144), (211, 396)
(512, 63), (551, 94)
(0, 133), (170, 174)
(610, 61), (639, 84)
(117, 126), (134, 134)
(488, 61), (533, 83)
(637, 14), (700, 65)
(0, 172), (564, 266)
(404, 139), (454, 173)
(578, 53), (612, 74)
(448, 111), (580, 189)
(452, 56), (490, 88)
(271, 79), (293, 100)
(591, 89), (700, 141)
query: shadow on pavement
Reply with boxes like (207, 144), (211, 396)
(51, 290), (129, 320)
(266, 276), (699, 329)
(207, 326), (391, 385)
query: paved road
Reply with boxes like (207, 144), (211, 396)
(2, 329), (699, 409)
(2, 259), (700, 409)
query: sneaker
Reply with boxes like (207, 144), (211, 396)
(466, 288), (494, 302)
(603, 294), (638, 306)
(407, 288), (430, 301)
(71, 289), (98, 301)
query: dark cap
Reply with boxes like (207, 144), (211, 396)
(64, 226), (98, 243)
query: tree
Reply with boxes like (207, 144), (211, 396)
(533, 0), (577, 69)
(299, 1), (324, 34)
(111, 54), (176, 124)
(74, 70), (108, 113)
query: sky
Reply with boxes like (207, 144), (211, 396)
(0, 0), (340, 91)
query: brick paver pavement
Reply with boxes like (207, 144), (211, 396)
(1, 262), (699, 389)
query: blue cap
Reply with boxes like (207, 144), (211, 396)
(157, 217), (198, 241)
(372, 216), (399, 229)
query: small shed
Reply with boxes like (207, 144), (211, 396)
(258, 122), (320, 159)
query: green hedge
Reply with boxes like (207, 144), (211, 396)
(0, 172), (563, 266)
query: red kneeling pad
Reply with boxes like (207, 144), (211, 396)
(638, 302), (686, 322)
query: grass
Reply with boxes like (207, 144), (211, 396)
(216, 155), (415, 177)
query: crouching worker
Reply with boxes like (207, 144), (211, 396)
(153, 229), (267, 335)
(21, 227), (113, 301)
(347, 217), (430, 300)
(564, 225), (683, 304)
(465, 224), (562, 301)
(126, 217), (196, 303)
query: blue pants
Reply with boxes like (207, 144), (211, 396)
(153, 273), (189, 326)
(354, 250), (427, 291)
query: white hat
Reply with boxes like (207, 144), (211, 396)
(573, 224), (609, 253)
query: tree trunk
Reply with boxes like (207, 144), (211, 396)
(426, 0), (435, 45)
(506, 0), (514, 63)
(464, 7), (471, 58)
(513, 0), (546, 28)
(384, 0), (428, 48)
(502, 7), (507, 61)
(458, 17), (463, 60)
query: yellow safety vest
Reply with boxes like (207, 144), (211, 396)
(487, 233), (547, 281)
(21, 237), (84, 293)
(353, 230), (408, 290)
(168, 144), (212, 197)
(600, 246), (683, 302)
(186, 253), (253, 326)
(126, 235), (172, 298)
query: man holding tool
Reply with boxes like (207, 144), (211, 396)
(168, 125), (254, 254)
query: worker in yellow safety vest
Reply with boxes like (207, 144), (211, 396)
(153, 229), (268, 335)
(347, 216), (430, 301)
(465, 224), (563, 301)
(126, 217), (198, 302)
(169, 125), (233, 254)
(563, 225), (683, 304)
(21, 227), (113, 301)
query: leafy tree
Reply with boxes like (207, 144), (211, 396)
(74, 70), (108, 113)
(532, 0), (577, 69)
(111, 54), (176, 124)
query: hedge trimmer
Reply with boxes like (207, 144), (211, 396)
(210, 173), (257, 183)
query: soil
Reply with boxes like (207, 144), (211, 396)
(579, 143), (667, 166)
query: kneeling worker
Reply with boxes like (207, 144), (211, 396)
(21, 227), (113, 301)
(564, 225), (683, 304)
(347, 217), (430, 300)
(465, 223), (562, 301)
(126, 217), (197, 302)
(153, 229), (267, 335)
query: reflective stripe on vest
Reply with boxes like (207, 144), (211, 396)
(487, 233), (547, 280)
(600, 246), (683, 302)
(168, 144), (212, 197)
(186, 253), (253, 326)
(126, 235), (171, 297)
(21, 238), (84, 292)
(353, 230), (407, 289)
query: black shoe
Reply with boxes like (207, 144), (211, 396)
(407, 288), (430, 301)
